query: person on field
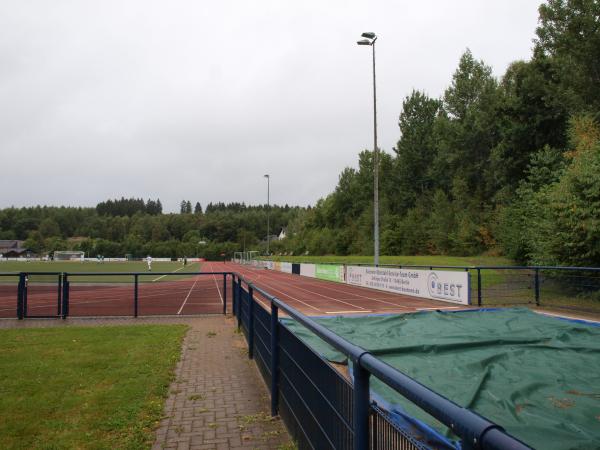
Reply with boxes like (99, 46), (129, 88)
(147, 255), (152, 271)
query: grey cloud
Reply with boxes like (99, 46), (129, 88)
(0, 0), (540, 212)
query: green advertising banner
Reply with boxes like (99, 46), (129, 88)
(315, 264), (343, 282)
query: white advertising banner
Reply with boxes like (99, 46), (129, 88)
(300, 263), (316, 278)
(346, 266), (470, 305)
(280, 262), (293, 273)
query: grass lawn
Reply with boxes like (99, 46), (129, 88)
(0, 261), (202, 283)
(264, 254), (515, 267)
(0, 325), (187, 449)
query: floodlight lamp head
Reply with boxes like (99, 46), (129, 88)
(264, 174), (269, 178)
(357, 39), (371, 45)
(361, 32), (376, 39)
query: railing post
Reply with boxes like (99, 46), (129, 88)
(57, 273), (62, 315)
(353, 358), (370, 450)
(477, 268), (482, 307)
(223, 273), (227, 315)
(23, 274), (28, 318)
(17, 273), (25, 320)
(237, 279), (242, 329)
(534, 268), (540, 306)
(134, 274), (139, 317)
(231, 274), (236, 317)
(61, 274), (69, 319)
(248, 285), (254, 359)
(270, 302), (280, 416)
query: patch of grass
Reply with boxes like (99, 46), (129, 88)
(240, 412), (273, 425)
(0, 324), (187, 449)
(264, 254), (515, 267)
(0, 260), (201, 283)
(188, 394), (204, 401)
(278, 443), (298, 450)
(206, 331), (217, 338)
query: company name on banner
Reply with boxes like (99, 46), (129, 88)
(346, 266), (470, 305)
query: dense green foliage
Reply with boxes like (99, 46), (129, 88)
(275, 0), (600, 266)
(0, 201), (302, 259)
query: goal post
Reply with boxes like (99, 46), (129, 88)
(53, 250), (85, 261)
(246, 251), (259, 265)
(233, 252), (243, 264)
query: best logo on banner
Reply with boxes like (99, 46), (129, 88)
(346, 266), (470, 305)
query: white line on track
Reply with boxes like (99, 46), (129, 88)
(177, 276), (200, 315)
(152, 265), (187, 282)
(231, 266), (322, 312)
(236, 267), (383, 312)
(207, 262), (224, 305)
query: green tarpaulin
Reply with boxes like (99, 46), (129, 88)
(283, 309), (600, 450)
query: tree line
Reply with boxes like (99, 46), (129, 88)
(0, 201), (302, 259)
(273, 0), (600, 266)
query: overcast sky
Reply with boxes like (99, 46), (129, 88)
(0, 1), (542, 212)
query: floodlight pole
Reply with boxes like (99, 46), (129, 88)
(264, 174), (270, 255)
(357, 33), (379, 266)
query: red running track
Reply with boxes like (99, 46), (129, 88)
(0, 261), (229, 318)
(225, 262), (468, 316)
(0, 261), (467, 319)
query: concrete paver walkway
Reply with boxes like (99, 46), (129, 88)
(153, 316), (291, 450)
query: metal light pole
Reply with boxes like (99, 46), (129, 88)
(264, 174), (270, 255)
(357, 32), (379, 266)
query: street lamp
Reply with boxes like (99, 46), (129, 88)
(264, 174), (270, 255)
(357, 31), (379, 266)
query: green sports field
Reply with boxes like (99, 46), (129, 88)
(0, 260), (203, 283)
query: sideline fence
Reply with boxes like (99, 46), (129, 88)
(0, 272), (230, 319)
(231, 273), (532, 450)
(255, 260), (600, 313)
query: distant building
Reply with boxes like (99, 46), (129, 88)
(0, 240), (29, 257)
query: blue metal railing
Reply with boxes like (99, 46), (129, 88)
(231, 272), (532, 450)
(1, 271), (232, 319)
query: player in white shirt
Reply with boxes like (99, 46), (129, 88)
(147, 255), (152, 271)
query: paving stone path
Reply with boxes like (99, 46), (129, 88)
(153, 316), (291, 450)
(0, 315), (292, 450)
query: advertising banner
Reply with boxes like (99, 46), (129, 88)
(346, 266), (470, 305)
(281, 262), (293, 273)
(300, 263), (316, 278)
(315, 264), (344, 283)
(273, 261), (281, 272)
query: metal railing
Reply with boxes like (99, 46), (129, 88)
(0, 271), (231, 319)
(231, 273), (532, 450)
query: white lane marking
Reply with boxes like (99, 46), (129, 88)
(152, 265), (187, 282)
(258, 276), (372, 311)
(177, 276), (200, 315)
(232, 265), (321, 312)
(208, 262), (224, 305)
